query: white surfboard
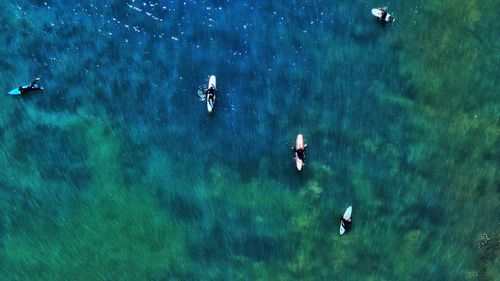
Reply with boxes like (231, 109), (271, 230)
(295, 134), (305, 171)
(207, 75), (216, 113)
(339, 206), (352, 235)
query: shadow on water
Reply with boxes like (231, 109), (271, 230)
(195, 217), (283, 263)
(157, 190), (204, 222)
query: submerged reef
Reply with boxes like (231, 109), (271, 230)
(0, 108), (191, 280)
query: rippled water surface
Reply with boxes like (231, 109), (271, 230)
(0, 0), (498, 280)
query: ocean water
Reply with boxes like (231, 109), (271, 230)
(0, 0), (498, 280)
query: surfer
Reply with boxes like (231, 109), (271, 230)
(341, 216), (352, 232)
(293, 143), (307, 162)
(19, 78), (43, 94)
(378, 7), (388, 21)
(205, 85), (215, 105)
(373, 7), (394, 22)
(339, 206), (353, 235)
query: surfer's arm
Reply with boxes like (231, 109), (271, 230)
(30, 78), (40, 87)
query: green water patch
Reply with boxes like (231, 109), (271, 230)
(0, 101), (91, 218)
(190, 163), (422, 280)
(1, 185), (191, 281)
(396, 0), (499, 115)
(391, 0), (500, 279)
(1, 111), (192, 280)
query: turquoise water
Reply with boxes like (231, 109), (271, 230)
(0, 0), (498, 280)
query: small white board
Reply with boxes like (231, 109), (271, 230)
(339, 206), (352, 235)
(371, 8), (383, 18)
(207, 75), (216, 113)
(295, 134), (304, 171)
(8, 88), (21, 95)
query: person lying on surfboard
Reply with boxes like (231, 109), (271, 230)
(205, 85), (216, 104)
(293, 143), (307, 163)
(378, 7), (388, 21)
(373, 7), (394, 22)
(19, 78), (43, 94)
(341, 216), (352, 232)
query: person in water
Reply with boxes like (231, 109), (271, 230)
(19, 78), (43, 94)
(341, 216), (352, 231)
(377, 7), (394, 22)
(379, 8), (388, 21)
(205, 86), (215, 104)
(294, 143), (307, 162)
